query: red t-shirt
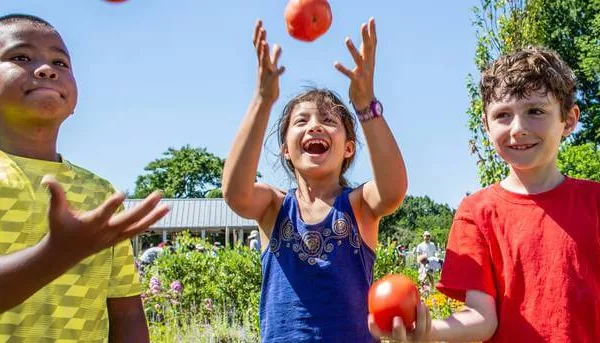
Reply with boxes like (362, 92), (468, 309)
(437, 177), (600, 342)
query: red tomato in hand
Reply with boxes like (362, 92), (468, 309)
(368, 274), (419, 332)
(284, 0), (332, 42)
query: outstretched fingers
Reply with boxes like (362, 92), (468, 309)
(92, 191), (126, 223)
(345, 37), (363, 68)
(335, 18), (378, 80)
(369, 18), (377, 45)
(253, 20), (265, 48)
(363, 18), (377, 64)
(108, 191), (162, 228)
(271, 44), (285, 75)
(254, 20), (269, 66)
(334, 61), (355, 80)
(252, 20), (284, 76)
(117, 203), (170, 240)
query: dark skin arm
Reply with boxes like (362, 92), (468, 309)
(0, 178), (169, 313)
(107, 296), (150, 343)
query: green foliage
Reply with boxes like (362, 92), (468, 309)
(530, 0), (600, 144)
(467, 0), (600, 186)
(373, 241), (418, 282)
(379, 195), (454, 248)
(204, 188), (223, 198)
(558, 142), (600, 181)
(144, 233), (462, 338)
(133, 145), (224, 198)
(143, 232), (261, 332)
(146, 295), (259, 342)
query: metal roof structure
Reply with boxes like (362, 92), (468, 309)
(123, 198), (257, 231)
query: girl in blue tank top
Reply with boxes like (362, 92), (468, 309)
(223, 17), (408, 342)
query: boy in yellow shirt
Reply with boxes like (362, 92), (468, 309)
(0, 14), (169, 342)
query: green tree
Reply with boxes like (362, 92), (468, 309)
(557, 143), (600, 181)
(133, 145), (224, 198)
(204, 188), (224, 198)
(467, 0), (600, 186)
(414, 215), (454, 248)
(532, 0), (600, 144)
(379, 195), (455, 248)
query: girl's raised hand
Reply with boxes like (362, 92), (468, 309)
(334, 17), (377, 112)
(253, 20), (285, 104)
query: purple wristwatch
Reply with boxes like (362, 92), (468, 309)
(353, 98), (383, 122)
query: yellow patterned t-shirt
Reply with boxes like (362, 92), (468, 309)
(0, 150), (141, 342)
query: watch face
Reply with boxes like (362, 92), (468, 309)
(372, 100), (383, 116)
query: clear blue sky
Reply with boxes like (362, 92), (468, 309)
(2, 0), (483, 208)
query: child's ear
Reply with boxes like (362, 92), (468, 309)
(482, 112), (490, 134)
(344, 140), (355, 159)
(281, 143), (291, 160)
(562, 105), (580, 137)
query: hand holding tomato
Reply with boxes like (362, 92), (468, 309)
(252, 20), (285, 104)
(334, 18), (377, 112)
(368, 274), (433, 341)
(284, 0), (332, 42)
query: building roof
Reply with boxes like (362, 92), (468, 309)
(123, 198), (257, 231)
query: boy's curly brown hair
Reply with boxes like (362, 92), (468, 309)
(480, 47), (577, 121)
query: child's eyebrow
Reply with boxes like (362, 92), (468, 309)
(520, 99), (551, 108)
(2, 42), (32, 53)
(292, 111), (311, 118)
(50, 46), (70, 59)
(4, 42), (70, 59)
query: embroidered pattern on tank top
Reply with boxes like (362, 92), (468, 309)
(269, 212), (362, 265)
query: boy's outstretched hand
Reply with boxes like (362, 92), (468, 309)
(368, 302), (433, 342)
(335, 17), (377, 112)
(253, 20), (285, 104)
(42, 175), (170, 262)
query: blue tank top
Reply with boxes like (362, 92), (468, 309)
(260, 188), (377, 342)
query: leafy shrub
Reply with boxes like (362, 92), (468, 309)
(142, 232), (462, 340)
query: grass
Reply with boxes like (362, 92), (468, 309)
(148, 307), (259, 343)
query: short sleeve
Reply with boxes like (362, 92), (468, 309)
(108, 238), (141, 298)
(106, 198), (141, 298)
(436, 200), (496, 302)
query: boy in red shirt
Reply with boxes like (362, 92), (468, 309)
(369, 47), (600, 342)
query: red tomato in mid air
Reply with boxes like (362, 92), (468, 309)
(368, 274), (419, 332)
(284, 0), (332, 42)
(105, 0), (127, 3)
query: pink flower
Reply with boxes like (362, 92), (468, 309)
(149, 276), (161, 295)
(149, 276), (161, 287)
(170, 280), (183, 294)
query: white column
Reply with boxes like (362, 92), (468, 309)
(133, 235), (140, 256)
(225, 227), (230, 248)
(162, 230), (167, 242)
(201, 229), (206, 240)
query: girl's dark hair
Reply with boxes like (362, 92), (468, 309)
(275, 88), (357, 187)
